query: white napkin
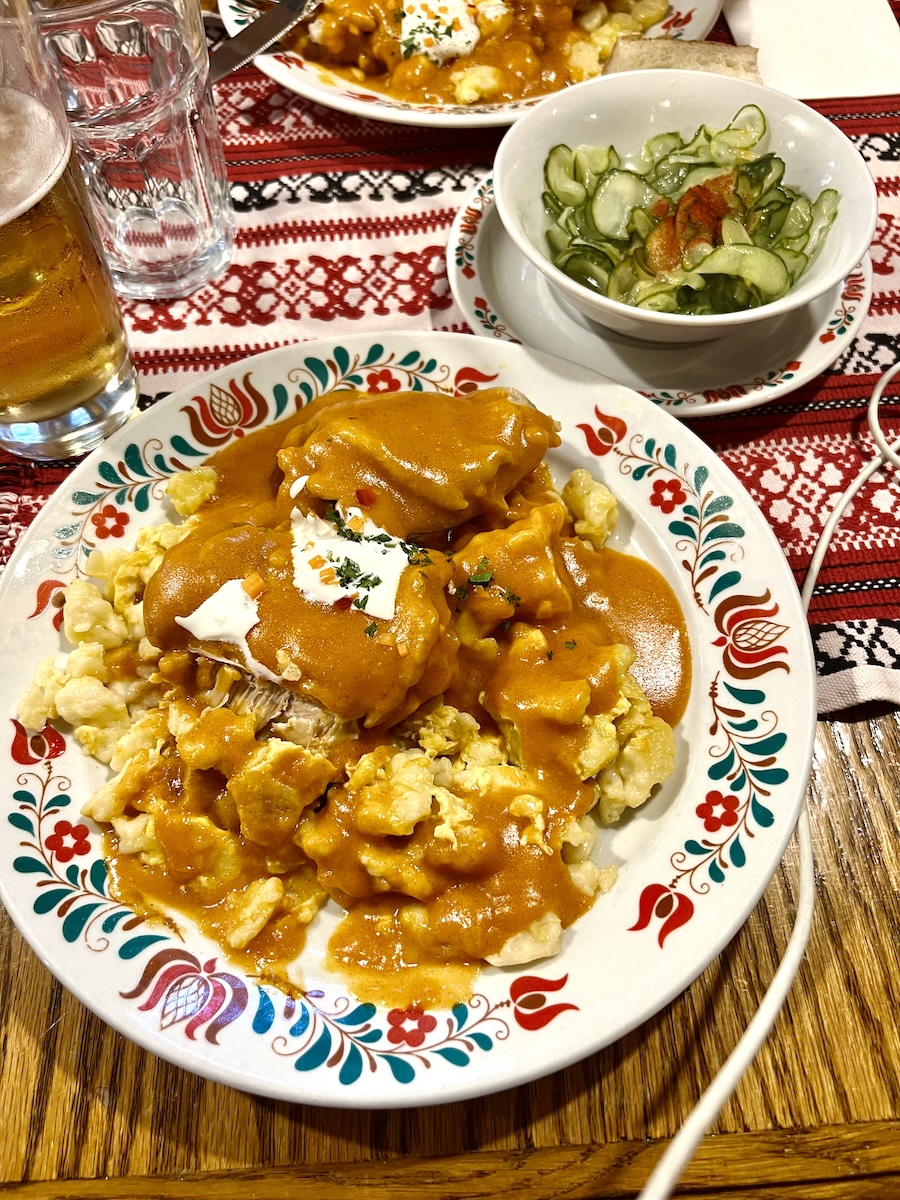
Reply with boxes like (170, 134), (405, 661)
(723, 0), (900, 99)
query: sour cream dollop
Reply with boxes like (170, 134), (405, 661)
(291, 506), (414, 621)
(400, 0), (480, 64)
(174, 578), (281, 682)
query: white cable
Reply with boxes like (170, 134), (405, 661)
(866, 359), (900, 470)
(636, 361), (900, 1200)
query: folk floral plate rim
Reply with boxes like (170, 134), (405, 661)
(0, 331), (815, 1107)
(447, 175), (873, 415)
(216, 0), (724, 128)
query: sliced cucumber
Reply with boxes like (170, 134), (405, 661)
(692, 244), (790, 300)
(709, 105), (766, 164)
(804, 189), (839, 260)
(737, 153), (784, 207)
(541, 106), (839, 316)
(557, 253), (611, 294)
(675, 163), (739, 197)
(607, 258), (640, 303)
(720, 217), (753, 246)
(590, 169), (663, 240)
(775, 197), (813, 244)
(635, 131), (684, 172)
(573, 145), (615, 191)
(544, 145), (586, 207)
(775, 247), (809, 281)
(630, 206), (656, 241)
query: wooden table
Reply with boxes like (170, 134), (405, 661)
(1, 708), (897, 1198)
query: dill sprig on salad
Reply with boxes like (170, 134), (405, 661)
(542, 105), (839, 315)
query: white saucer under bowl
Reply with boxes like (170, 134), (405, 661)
(447, 176), (873, 417)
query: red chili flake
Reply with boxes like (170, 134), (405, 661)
(355, 487), (377, 507)
(333, 594), (354, 610)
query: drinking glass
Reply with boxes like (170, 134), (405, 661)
(34, 0), (235, 300)
(0, 0), (138, 460)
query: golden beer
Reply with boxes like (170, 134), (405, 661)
(0, 88), (133, 431)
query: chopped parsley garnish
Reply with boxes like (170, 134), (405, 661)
(333, 557), (383, 593)
(400, 537), (432, 566)
(335, 557), (361, 587)
(504, 588), (521, 607)
(324, 505), (363, 543)
(468, 557), (493, 587)
(322, 506), (426, 568)
(456, 584), (469, 602)
(564, 639), (576, 649)
(364, 622), (377, 637)
(353, 594), (369, 610)
(547, 650), (554, 660)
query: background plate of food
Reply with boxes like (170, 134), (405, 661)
(215, 0), (724, 127)
(0, 331), (814, 1106)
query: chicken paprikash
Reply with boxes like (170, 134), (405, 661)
(19, 385), (690, 1008)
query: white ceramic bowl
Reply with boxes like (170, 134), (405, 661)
(492, 70), (878, 344)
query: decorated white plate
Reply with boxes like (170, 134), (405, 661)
(448, 176), (873, 415)
(216, 0), (723, 127)
(0, 332), (815, 1106)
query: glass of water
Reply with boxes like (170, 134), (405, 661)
(34, 0), (235, 300)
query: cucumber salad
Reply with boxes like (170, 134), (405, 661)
(542, 105), (839, 315)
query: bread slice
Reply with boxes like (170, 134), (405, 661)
(604, 37), (762, 82)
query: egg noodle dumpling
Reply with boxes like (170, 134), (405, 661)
(18, 386), (690, 1009)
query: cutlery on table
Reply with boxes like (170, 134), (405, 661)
(207, 0), (319, 84)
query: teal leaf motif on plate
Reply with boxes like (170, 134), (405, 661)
(13, 857), (52, 876)
(433, 1047), (469, 1067)
(118, 935), (171, 959)
(253, 988), (276, 1035)
(339, 1043), (364, 1085)
(702, 523), (745, 545)
(62, 902), (105, 942)
(383, 1055), (416, 1084)
(6, 762), (147, 952)
(233, 985), (514, 1086)
(616, 433), (746, 615)
(34, 887), (73, 914)
(123, 443), (151, 478)
(751, 798), (776, 827)
(289, 1006), (310, 1038)
(295, 1026), (332, 1072)
(616, 435), (794, 908)
(335, 1003), (377, 1027)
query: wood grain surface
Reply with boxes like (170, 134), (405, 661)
(1, 710), (898, 1198)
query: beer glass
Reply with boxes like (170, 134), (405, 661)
(0, 0), (138, 460)
(34, 0), (235, 301)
